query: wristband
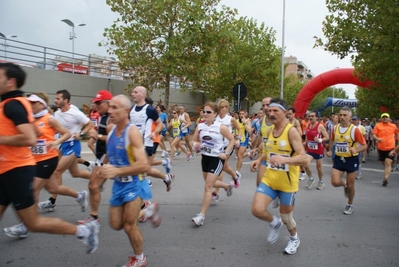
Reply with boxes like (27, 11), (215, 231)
(318, 138), (322, 143)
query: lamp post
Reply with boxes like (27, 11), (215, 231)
(0, 33), (17, 62)
(280, 0), (286, 99)
(61, 19), (86, 73)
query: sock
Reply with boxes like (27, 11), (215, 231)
(90, 214), (99, 220)
(76, 225), (89, 238)
(83, 161), (90, 167)
(49, 197), (56, 205)
(164, 175), (170, 182)
(290, 233), (298, 240)
(135, 253), (144, 261)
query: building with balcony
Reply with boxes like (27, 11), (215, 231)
(284, 56), (314, 81)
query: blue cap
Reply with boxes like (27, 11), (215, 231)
(352, 116), (359, 120)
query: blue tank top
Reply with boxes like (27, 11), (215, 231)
(107, 124), (144, 184)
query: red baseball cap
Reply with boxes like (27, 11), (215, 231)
(92, 90), (112, 102)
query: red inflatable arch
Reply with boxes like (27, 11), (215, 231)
(293, 68), (372, 118)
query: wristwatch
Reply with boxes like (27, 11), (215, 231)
(98, 134), (104, 140)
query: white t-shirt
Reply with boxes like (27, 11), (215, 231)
(54, 107), (90, 141)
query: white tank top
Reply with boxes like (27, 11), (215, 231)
(198, 121), (225, 157)
(216, 114), (232, 147)
(129, 104), (153, 147)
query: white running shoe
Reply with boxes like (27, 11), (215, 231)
(299, 172), (306, 181)
(77, 190), (88, 212)
(305, 178), (315, 189)
(38, 199), (55, 212)
(162, 158), (172, 174)
(122, 255), (147, 267)
(266, 218), (282, 243)
(147, 202), (162, 228)
(2, 223), (28, 239)
(284, 237), (300, 255)
(161, 150), (167, 158)
(192, 213), (205, 226)
(80, 220), (100, 254)
(87, 161), (95, 172)
(225, 184), (234, 197)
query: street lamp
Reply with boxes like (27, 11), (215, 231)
(280, 0), (286, 99)
(0, 32), (17, 62)
(61, 19), (86, 73)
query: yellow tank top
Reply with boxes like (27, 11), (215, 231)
(171, 118), (181, 138)
(260, 116), (273, 155)
(334, 124), (358, 157)
(237, 119), (248, 142)
(261, 124), (299, 192)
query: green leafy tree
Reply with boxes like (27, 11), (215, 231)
(187, 16), (281, 104)
(101, 0), (234, 109)
(314, 0), (399, 112)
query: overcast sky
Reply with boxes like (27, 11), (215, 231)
(1, 0), (356, 98)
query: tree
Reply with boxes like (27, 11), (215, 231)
(314, 0), (399, 112)
(101, 0), (235, 109)
(186, 16), (281, 104)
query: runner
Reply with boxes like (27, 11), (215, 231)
(0, 63), (98, 253)
(250, 98), (311, 255)
(98, 94), (161, 266)
(191, 102), (235, 226)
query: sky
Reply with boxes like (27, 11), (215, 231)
(1, 0), (356, 98)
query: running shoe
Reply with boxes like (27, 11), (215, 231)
(284, 237), (300, 255)
(305, 178), (315, 189)
(38, 199), (56, 212)
(192, 213), (205, 226)
(2, 223), (28, 239)
(161, 150), (167, 158)
(146, 178), (153, 187)
(225, 184), (234, 197)
(147, 202), (162, 228)
(299, 172), (306, 181)
(99, 180), (107, 192)
(173, 151), (181, 157)
(316, 181), (325, 190)
(356, 175), (362, 180)
(382, 178), (388, 186)
(266, 218), (282, 243)
(87, 161), (95, 172)
(233, 171), (241, 188)
(187, 153), (194, 161)
(77, 190), (88, 212)
(271, 198), (280, 209)
(139, 201), (151, 223)
(122, 255), (147, 267)
(162, 158), (172, 174)
(164, 173), (175, 192)
(77, 216), (100, 225)
(80, 220), (100, 254)
(343, 204), (354, 215)
(211, 192), (219, 202)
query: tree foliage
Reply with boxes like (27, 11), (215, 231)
(101, 0), (281, 108)
(314, 0), (399, 113)
(187, 16), (281, 104)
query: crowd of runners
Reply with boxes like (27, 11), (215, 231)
(1, 62), (398, 266)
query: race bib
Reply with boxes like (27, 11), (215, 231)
(201, 141), (215, 154)
(307, 141), (318, 150)
(31, 139), (47, 155)
(181, 126), (188, 133)
(115, 175), (133, 182)
(91, 119), (98, 127)
(335, 142), (349, 153)
(266, 153), (289, 171)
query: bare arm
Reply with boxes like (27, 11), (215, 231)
(48, 117), (72, 147)
(0, 123), (36, 146)
(220, 125), (235, 160)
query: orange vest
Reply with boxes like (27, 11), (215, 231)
(32, 113), (59, 162)
(152, 122), (160, 143)
(0, 97), (36, 174)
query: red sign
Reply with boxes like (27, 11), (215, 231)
(55, 63), (89, 75)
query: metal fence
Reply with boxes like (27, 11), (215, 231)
(0, 38), (129, 80)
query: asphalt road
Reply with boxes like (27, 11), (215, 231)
(1, 148), (399, 267)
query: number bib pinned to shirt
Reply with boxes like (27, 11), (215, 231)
(266, 153), (289, 171)
(31, 139), (47, 155)
(114, 175), (133, 182)
(335, 142), (349, 154)
(307, 141), (318, 150)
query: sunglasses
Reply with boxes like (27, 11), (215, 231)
(172, 112), (177, 114)
(204, 110), (213, 114)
